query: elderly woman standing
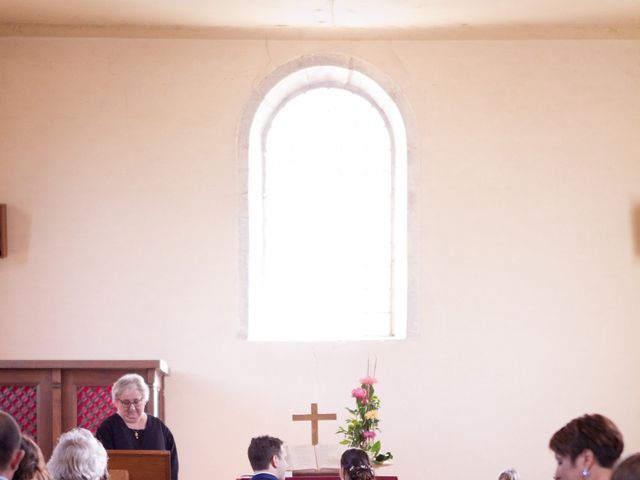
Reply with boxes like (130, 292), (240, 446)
(549, 413), (624, 480)
(48, 428), (108, 480)
(96, 373), (178, 480)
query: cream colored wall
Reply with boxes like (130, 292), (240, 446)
(1, 35), (639, 480)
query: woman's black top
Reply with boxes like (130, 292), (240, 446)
(96, 413), (178, 480)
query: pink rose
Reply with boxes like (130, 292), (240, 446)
(360, 376), (378, 385)
(351, 387), (368, 402)
(362, 431), (376, 439)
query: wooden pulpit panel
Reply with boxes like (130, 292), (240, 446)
(0, 369), (54, 457)
(107, 450), (171, 480)
(0, 360), (169, 459)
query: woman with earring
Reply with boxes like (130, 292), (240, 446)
(339, 449), (375, 480)
(549, 414), (624, 480)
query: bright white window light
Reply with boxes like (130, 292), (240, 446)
(248, 65), (407, 341)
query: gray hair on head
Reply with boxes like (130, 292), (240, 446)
(47, 428), (108, 480)
(111, 373), (150, 403)
(498, 468), (520, 480)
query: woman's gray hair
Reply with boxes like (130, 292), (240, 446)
(47, 428), (108, 480)
(498, 468), (520, 480)
(111, 373), (149, 403)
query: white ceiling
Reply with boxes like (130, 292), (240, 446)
(0, 0), (639, 33)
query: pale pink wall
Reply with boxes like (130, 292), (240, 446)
(1, 36), (639, 480)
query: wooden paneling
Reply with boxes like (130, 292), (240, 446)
(107, 450), (171, 480)
(0, 369), (53, 456)
(0, 361), (168, 459)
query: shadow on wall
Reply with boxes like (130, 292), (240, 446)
(7, 205), (32, 264)
(632, 203), (640, 257)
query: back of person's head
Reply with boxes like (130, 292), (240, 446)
(613, 454), (640, 480)
(14, 435), (50, 480)
(549, 413), (624, 468)
(47, 428), (108, 480)
(498, 468), (520, 480)
(340, 448), (374, 480)
(247, 436), (283, 471)
(0, 410), (22, 473)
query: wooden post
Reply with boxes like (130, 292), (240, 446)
(51, 369), (62, 446)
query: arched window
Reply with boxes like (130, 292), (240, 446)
(240, 58), (411, 341)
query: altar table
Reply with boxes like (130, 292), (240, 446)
(237, 476), (398, 480)
(290, 477), (397, 480)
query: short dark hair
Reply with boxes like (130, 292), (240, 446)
(612, 454), (640, 480)
(0, 410), (21, 469)
(549, 414), (624, 468)
(247, 436), (283, 471)
(340, 448), (374, 480)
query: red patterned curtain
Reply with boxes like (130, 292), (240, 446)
(0, 385), (38, 440)
(77, 386), (116, 434)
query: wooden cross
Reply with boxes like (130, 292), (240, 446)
(292, 403), (337, 445)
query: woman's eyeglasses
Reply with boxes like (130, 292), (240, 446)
(118, 398), (143, 408)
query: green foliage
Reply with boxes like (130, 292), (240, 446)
(371, 441), (381, 456)
(374, 452), (393, 463)
(336, 378), (393, 464)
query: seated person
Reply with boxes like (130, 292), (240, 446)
(339, 449), (375, 480)
(96, 373), (178, 480)
(47, 428), (108, 480)
(247, 435), (288, 480)
(612, 454), (640, 480)
(14, 435), (50, 480)
(0, 411), (25, 480)
(549, 414), (623, 480)
(498, 468), (519, 480)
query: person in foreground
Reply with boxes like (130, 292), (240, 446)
(339, 449), (375, 480)
(95, 373), (178, 480)
(498, 468), (520, 480)
(612, 454), (640, 480)
(13, 435), (50, 480)
(0, 411), (25, 480)
(247, 435), (288, 480)
(47, 428), (107, 480)
(549, 413), (624, 480)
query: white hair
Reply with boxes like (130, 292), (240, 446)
(111, 373), (149, 403)
(47, 428), (108, 480)
(498, 468), (520, 480)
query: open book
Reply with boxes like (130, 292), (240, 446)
(285, 444), (346, 473)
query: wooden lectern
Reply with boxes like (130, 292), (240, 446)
(107, 450), (171, 480)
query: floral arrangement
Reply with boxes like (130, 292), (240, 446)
(337, 364), (393, 464)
